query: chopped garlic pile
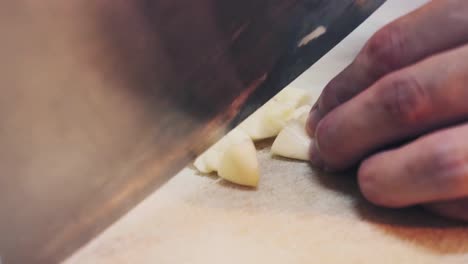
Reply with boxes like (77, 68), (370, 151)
(193, 87), (315, 187)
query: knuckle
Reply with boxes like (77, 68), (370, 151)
(377, 73), (429, 125)
(363, 24), (406, 73)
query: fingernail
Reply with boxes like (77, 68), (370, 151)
(309, 139), (324, 169)
(306, 109), (321, 137)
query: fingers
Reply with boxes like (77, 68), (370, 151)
(310, 44), (468, 170)
(358, 123), (468, 208)
(308, 0), (468, 134)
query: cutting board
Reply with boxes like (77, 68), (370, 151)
(66, 1), (468, 263)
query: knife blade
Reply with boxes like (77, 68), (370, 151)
(0, 0), (383, 263)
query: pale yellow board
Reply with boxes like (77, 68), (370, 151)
(67, 146), (468, 264)
(66, 1), (468, 263)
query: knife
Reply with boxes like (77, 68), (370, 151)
(0, 0), (383, 263)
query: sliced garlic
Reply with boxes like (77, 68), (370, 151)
(274, 87), (312, 107)
(271, 104), (312, 161)
(271, 120), (311, 161)
(193, 87), (314, 187)
(291, 105), (312, 125)
(193, 156), (211, 174)
(193, 129), (250, 173)
(239, 87), (312, 140)
(218, 139), (260, 187)
(238, 104), (278, 141)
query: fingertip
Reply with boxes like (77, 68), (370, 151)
(358, 156), (405, 208)
(358, 153), (409, 208)
(306, 108), (321, 137)
(357, 158), (381, 205)
(309, 139), (324, 169)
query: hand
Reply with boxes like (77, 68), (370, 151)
(307, 0), (468, 221)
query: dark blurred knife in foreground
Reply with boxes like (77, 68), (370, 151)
(0, 0), (383, 263)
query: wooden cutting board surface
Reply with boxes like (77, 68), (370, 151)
(66, 1), (468, 263)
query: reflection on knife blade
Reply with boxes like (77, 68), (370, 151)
(0, 0), (383, 263)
